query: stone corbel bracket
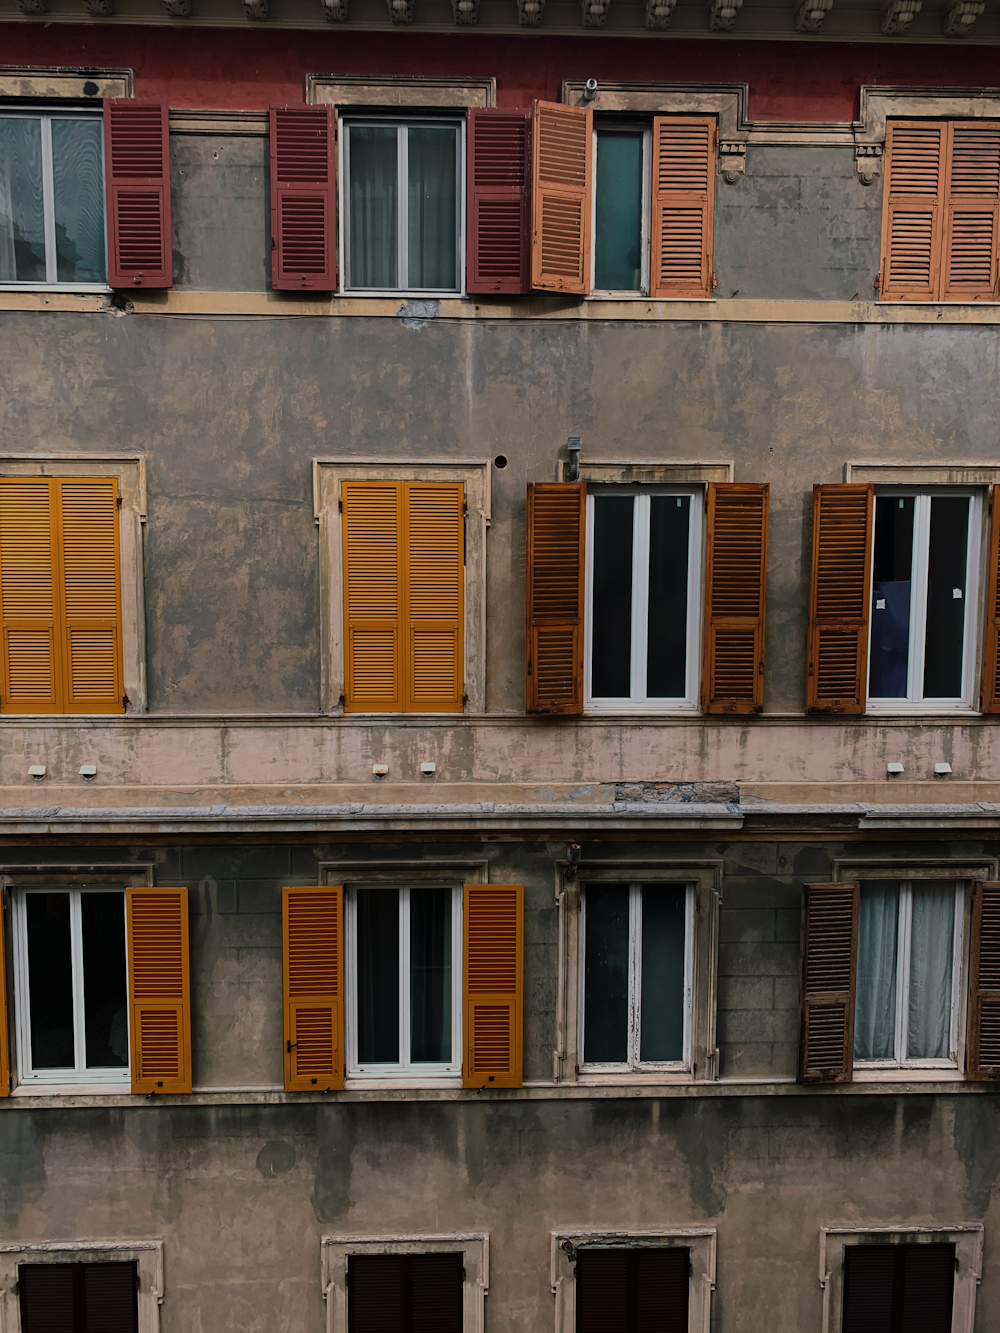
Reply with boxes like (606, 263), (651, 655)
(162, 0), (192, 13)
(452, 0), (478, 20)
(943, 0), (984, 33)
(582, 0), (609, 25)
(387, 0), (414, 19)
(719, 141), (746, 183)
(517, 0), (544, 22)
(321, 0), (348, 19)
(795, 0), (833, 30)
(644, 0), (675, 25)
(880, 0), (920, 31)
(242, 0), (268, 16)
(708, 0), (742, 29)
(82, 0), (113, 13)
(16, 0), (47, 12)
(855, 143), (882, 185)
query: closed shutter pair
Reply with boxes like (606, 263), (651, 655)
(283, 884), (524, 1090)
(525, 482), (769, 714)
(0, 888), (192, 1097)
(798, 880), (1000, 1082)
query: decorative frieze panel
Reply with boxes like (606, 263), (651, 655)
(708, 0), (742, 28)
(942, 0), (984, 32)
(880, 0), (921, 31)
(794, 0), (833, 30)
(644, 0), (676, 25)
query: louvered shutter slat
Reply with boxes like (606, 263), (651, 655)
(651, 117), (715, 300)
(270, 104), (337, 291)
(531, 102), (592, 294)
(343, 482), (402, 712)
(467, 110), (531, 294)
(880, 122), (944, 301)
(943, 122), (1000, 301)
(127, 888), (192, 1094)
(463, 884), (523, 1089)
(104, 99), (172, 289)
(798, 882), (859, 1083)
(283, 886), (344, 1091)
(805, 484), (873, 713)
(702, 482), (768, 713)
(405, 483), (464, 712)
(968, 880), (1000, 1079)
(526, 482), (585, 714)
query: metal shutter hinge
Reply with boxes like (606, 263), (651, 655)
(116, 496), (123, 508)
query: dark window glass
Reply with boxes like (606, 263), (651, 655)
(870, 497), (914, 699)
(407, 127), (457, 291)
(638, 887), (686, 1062)
(410, 887), (451, 1063)
(0, 116), (46, 282)
(19, 1261), (138, 1333)
(923, 496), (969, 698)
(349, 126), (398, 290)
(357, 889), (400, 1063)
(576, 1247), (690, 1333)
(592, 496), (634, 698)
(842, 1242), (955, 1333)
(595, 130), (643, 292)
(646, 496), (690, 699)
(348, 1253), (462, 1333)
(82, 893), (128, 1069)
(583, 885), (629, 1063)
(26, 893), (74, 1069)
(51, 119), (106, 284)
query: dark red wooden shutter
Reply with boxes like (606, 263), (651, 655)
(19, 1262), (137, 1333)
(104, 99), (172, 290)
(968, 880), (1000, 1079)
(269, 104), (337, 291)
(467, 109), (531, 294)
(410, 1254), (463, 1333)
(19, 1264), (78, 1333)
(577, 1248), (689, 1333)
(349, 1255), (404, 1333)
(798, 882), (859, 1084)
(82, 1263), (139, 1333)
(348, 1254), (462, 1333)
(843, 1244), (955, 1333)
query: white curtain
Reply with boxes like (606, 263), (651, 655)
(855, 883), (899, 1060)
(907, 883), (955, 1059)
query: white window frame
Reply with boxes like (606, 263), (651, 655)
(0, 1240), (163, 1333)
(589, 121), (652, 298)
(578, 881), (695, 1074)
(584, 486), (703, 712)
(866, 488), (983, 714)
(340, 116), (465, 297)
(345, 883), (463, 1086)
(0, 106), (109, 293)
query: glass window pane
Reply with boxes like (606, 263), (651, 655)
(583, 885), (630, 1063)
(922, 497), (970, 699)
(51, 119), (106, 284)
(349, 126), (398, 290)
(25, 892), (75, 1068)
(357, 889), (400, 1062)
(595, 130), (643, 292)
(907, 883), (956, 1060)
(591, 496), (634, 698)
(870, 496), (914, 698)
(407, 126), (457, 291)
(0, 117), (46, 283)
(646, 495), (690, 699)
(854, 882), (899, 1061)
(410, 887), (452, 1063)
(638, 886), (686, 1062)
(81, 892), (128, 1068)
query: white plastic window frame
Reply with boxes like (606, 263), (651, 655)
(322, 1234), (488, 1333)
(578, 881), (695, 1074)
(0, 1240), (163, 1333)
(0, 106), (109, 294)
(865, 488), (983, 714)
(340, 116), (466, 297)
(584, 486), (704, 713)
(552, 1230), (716, 1333)
(344, 882), (463, 1086)
(589, 121), (652, 299)
(819, 1226), (983, 1333)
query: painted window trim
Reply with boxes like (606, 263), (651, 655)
(0, 1239), (163, 1333)
(321, 1234), (488, 1333)
(551, 1229), (716, 1333)
(313, 458), (489, 714)
(818, 1226), (983, 1333)
(0, 455), (147, 714)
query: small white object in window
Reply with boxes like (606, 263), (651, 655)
(28, 765), (46, 780)
(79, 764), (97, 780)
(934, 762), (952, 776)
(372, 764), (388, 778)
(420, 762), (436, 775)
(953, 587), (963, 599)
(876, 598), (886, 609)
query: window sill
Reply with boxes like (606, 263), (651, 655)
(584, 294), (716, 303)
(852, 1067), (964, 1082)
(573, 1070), (694, 1085)
(865, 706), (980, 717)
(340, 290), (463, 300)
(11, 1081), (130, 1096)
(345, 1075), (463, 1089)
(584, 706), (700, 715)
(0, 283), (110, 294)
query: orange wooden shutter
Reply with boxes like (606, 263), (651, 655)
(0, 479), (59, 714)
(879, 121), (945, 301)
(59, 479), (124, 713)
(982, 486), (1000, 712)
(104, 99), (173, 290)
(805, 484), (874, 714)
(0, 895), (8, 1097)
(530, 101), (592, 294)
(798, 882), (859, 1084)
(526, 482), (585, 714)
(405, 483), (464, 713)
(968, 881), (1000, 1080)
(702, 482), (768, 714)
(942, 122), (1000, 302)
(651, 117), (716, 300)
(269, 104), (337, 292)
(463, 884), (523, 1089)
(283, 886), (344, 1091)
(343, 481), (403, 712)
(127, 888), (191, 1095)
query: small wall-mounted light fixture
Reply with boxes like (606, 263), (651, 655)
(564, 843), (582, 880)
(566, 436), (582, 482)
(79, 765), (97, 781)
(28, 765), (46, 781)
(934, 762), (953, 777)
(582, 78), (598, 102)
(372, 764), (388, 778)
(420, 762), (436, 776)
(886, 762), (904, 777)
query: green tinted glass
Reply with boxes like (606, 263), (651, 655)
(594, 130), (643, 292)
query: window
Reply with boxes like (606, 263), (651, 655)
(342, 119), (463, 294)
(0, 110), (106, 289)
(580, 882), (694, 1072)
(19, 1261), (138, 1333)
(592, 125), (650, 295)
(322, 1235), (488, 1333)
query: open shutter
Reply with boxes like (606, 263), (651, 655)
(126, 888), (191, 1095)
(343, 481), (402, 712)
(798, 881), (858, 1084)
(283, 886), (344, 1091)
(59, 479), (124, 714)
(942, 121), (1000, 302)
(0, 479), (59, 714)
(405, 482), (464, 713)
(879, 121), (945, 301)
(530, 101), (592, 294)
(967, 880), (1000, 1079)
(702, 482), (768, 714)
(270, 104), (337, 291)
(982, 486), (1000, 712)
(805, 484), (873, 714)
(0, 893), (8, 1097)
(467, 109), (531, 295)
(104, 99), (172, 290)
(526, 482), (585, 714)
(651, 116), (716, 300)
(463, 883), (522, 1089)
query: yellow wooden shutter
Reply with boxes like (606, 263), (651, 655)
(463, 884), (523, 1089)
(59, 479), (124, 713)
(404, 482), (464, 712)
(343, 482), (403, 712)
(127, 888), (192, 1095)
(283, 886), (344, 1091)
(650, 117), (716, 300)
(530, 101), (593, 294)
(879, 121), (946, 301)
(0, 479), (59, 714)
(0, 895), (9, 1097)
(942, 122), (1000, 302)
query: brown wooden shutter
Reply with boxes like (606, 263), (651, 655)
(702, 482), (768, 714)
(349, 1255), (462, 1333)
(879, 121), (945, 301)
(576, 1248), (689, 1333)
(967, 880), (1000, 1079)
(463, 884), (522, 1089)
(104, 99), (172, 290)
(942, 121), (1000, 301)
(126, 887), (191, 1095)
(269, 104), (337, 291)
(0, 479), (59, 714)
(467, 109), (531, 295)
(530, 101), (592, 294)
(526, 482), (585, 714)
(343, 481), (403, 712)
(805, 484), (874, 714)
(650, 117), (716, 300)
(405, 483), (464, 712)
(0, 893), (8, 1098)
(798, 881), (859, 1084)
(982, 486), (1000, 712)
(283, 886), (344, 1091)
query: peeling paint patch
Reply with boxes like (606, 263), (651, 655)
(398, 299), (440, 328)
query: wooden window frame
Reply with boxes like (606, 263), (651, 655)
(551, 1229), (716, 1333)
(819, 1226), (983, 1333)
(588, 121), (652, 298)
(0, 1240), (163, 1333)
